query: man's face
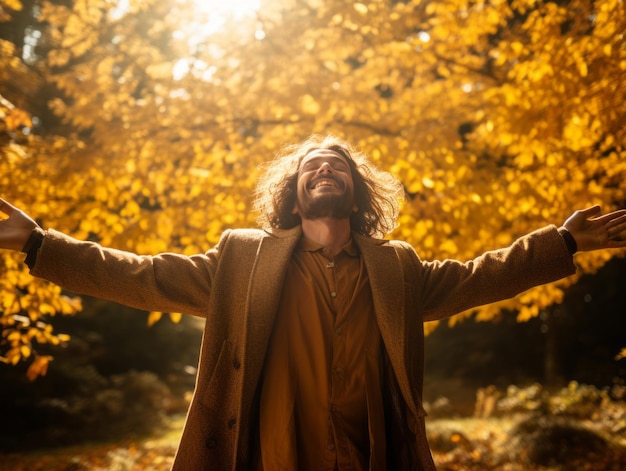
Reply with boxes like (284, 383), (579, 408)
(293, 148), (356, 220)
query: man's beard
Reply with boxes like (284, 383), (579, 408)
(296, 191), (355, 220)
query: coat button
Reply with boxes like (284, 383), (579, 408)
(232, 358), (241, 370)
(228, 418), (237, 429)
(206, 436), (218, 449)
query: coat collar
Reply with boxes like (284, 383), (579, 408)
(263, 225), (302, 239)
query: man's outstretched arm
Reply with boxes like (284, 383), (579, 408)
(415, 206), (626, 322)
(0, 197), (218, 317)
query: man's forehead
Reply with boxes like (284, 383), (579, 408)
(300, 147), (350, 165)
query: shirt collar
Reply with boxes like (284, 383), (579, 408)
(298, 236), (359, 257)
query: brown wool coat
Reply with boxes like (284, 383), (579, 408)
(31, 225), (576, 470)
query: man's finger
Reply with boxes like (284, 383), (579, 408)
(579, 205), (602, 218)
(600, 211), (626, 230)
(609, 224), (626, 240)
(594, 211), (626, 237)
(0, 198), (16, 216)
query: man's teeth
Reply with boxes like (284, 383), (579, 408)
(313, 179), (335, 189)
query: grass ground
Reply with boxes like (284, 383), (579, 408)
(1, 410), (624, 470)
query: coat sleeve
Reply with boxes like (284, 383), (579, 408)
(29, 229), (227, 317)
(404, 225), (577, 322)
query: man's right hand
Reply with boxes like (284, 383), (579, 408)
(0, 198), (39, 252)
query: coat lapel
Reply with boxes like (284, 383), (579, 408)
(240, 227), (302, 409)
(355, 234), (420, 418)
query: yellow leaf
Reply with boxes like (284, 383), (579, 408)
(147, 311), (163, 327)
(20, 345), (32, 358)
(39, 303), (56, 315)
(511, 41), (524, 54)
(7, 331), (20, 342)
(3, 0), (23, 11)
(508, 181), (521, 194)
(26, 356), (52, 381)
(6, 347), (21, 365)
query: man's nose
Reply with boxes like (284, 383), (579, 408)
(317, 162), (334, 174)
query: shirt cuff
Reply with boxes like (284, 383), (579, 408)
(22, 227), (46, 269)
(558, 227), (577, 255)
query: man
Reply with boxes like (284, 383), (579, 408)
(1, 134), (626, 470)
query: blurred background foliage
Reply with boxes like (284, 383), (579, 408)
(0, 0), (625, 380)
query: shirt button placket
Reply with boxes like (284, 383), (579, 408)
(325, 254), (338, 307)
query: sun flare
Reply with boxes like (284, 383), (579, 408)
(174, 0), (262, 41)
(109, 0), (267, 82)
(188, 0), (261, 20)
(169, 0), (265, 80)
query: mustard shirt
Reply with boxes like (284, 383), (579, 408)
(259, 237), (386, 470)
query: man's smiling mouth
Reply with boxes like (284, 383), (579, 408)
(309, 176), (344, 190)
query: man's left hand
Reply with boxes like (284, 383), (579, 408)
(563, 205), (626, 252)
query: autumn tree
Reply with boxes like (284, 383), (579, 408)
(1, 0), (625, 378)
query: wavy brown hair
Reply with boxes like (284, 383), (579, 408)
(254, 134), (404, 237)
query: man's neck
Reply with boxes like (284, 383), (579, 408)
(300, 217), (351, 255)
